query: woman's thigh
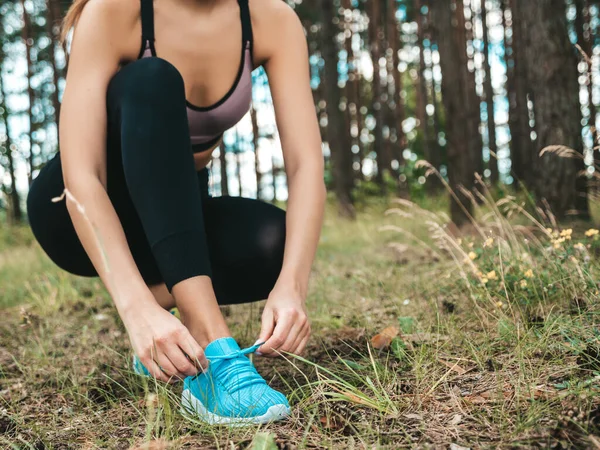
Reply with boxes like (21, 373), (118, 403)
(203, 196), (286, 305)
(26, 151), (164, 284)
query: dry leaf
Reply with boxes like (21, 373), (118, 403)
(371, 326), (399, 349)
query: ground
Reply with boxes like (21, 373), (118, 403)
(1, 194), (600, 449)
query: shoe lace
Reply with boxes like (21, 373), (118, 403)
(191, 343), (266, 393)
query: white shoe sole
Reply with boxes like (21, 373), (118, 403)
(180, 389), (291, 426)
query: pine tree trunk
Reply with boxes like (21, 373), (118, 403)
(387, 0), (408, 195)
(481, 0), (499, 184)
(321, 0), (355, 218)
(368, 0), (387, 189)
(21, 0), (35, 186)
(431, 0), (480, 227)
(416, 0), (432, 170)
(0, 68), (22, 224)
(507, 0), (534, 188)
(250, 104), (261, 199)
(575, 0), (599, 149)
(236, 151), (243, 197)
(46, 0), (62, 131)
(219, 145), (229, 196)
(387, 0), (405, 150)
(342, 0), (359, 176)
(456, 0), (483, 179)
(521, 0), (590, 220)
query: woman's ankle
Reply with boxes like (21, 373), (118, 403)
(172, 276), (231, 348)
(181, 315), (231, 348)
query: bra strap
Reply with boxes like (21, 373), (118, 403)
(140, 0), (155, 47)
(238, 0), (253, 49)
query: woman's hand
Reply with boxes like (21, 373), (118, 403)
(255, 284), (310, 357)
(121, 299), (208, 383)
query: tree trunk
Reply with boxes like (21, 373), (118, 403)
(21, 0), (35, 186)
(46, 0), (62, 131)
(250, 104), (261, 199)
(236, 151), (243, 197)
(415, 0), (432, 169)
(507, 0), (534, 188)
(431, 0), (480, 227)
(0, 67), (22, 224)
(575, 0), (599, 149)
(456, 0), (483, 179)
(481, 0), (498, 184)
(342, 0), (359, 177)
(219, 145), (229, 196)
(387, 0), (405, 149)
(368, 0), (387, 189)
(387, 0), (409, 195)
(321, 0), (355, 218)
(584, 0), (598, 149)
(521, 0), (590, 220)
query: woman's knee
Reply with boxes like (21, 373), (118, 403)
(256, 207), (286, 263)
(108, 57), (185, 105)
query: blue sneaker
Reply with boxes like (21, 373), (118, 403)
(181, 337), (291, 426)
(132, 353), (151, 377)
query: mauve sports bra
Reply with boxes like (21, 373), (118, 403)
(137, 0), (254, 152)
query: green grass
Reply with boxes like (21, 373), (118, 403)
(1, 194), (600, 449)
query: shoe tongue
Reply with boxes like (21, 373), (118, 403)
(205, 337), (241, 359)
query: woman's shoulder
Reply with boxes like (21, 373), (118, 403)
(71, 0), (142, 61)
(249, 0), (304, 65)
(250, 0), (300, 27)
(78, 0), (140, 24)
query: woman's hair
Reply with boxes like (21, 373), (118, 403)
(60, 0), (92, 43)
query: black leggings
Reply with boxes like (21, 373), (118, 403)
(26, 57), (286, 305)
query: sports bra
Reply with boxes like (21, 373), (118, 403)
(137, 0), (254, 153)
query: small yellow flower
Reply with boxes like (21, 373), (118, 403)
(495, 300), (504, 308)
(484, 238), (494, 248)
(574, 243), (586, 251)
(520, 279), (528, 289)
(481, 277), (489, 285)
(560, 229), (573, 238)
(468, 251), (477, 260)
(468, 242), (474, 249)
(524, 269), (534, 279)
(487, 270), (498, 280)
(546, 228), (554, 235)
(585, 229), (599, 237)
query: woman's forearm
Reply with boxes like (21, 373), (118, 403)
(277, 163), (326, 299)
(64, 177), (154, 315)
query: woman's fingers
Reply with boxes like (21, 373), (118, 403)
(289, 323), (310, 355)
(146, 358), (174, 383)
(295, 333), (310, 356)
(155, 352), (186, 381)
(165, 344), (200, 377)
(279, 320), (305, 355)
(177, 333), (208, 371)
(259, 314), (293, 357)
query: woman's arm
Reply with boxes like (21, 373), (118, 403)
(59, 0), (206, 379)
(254, 1), (326, 356)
